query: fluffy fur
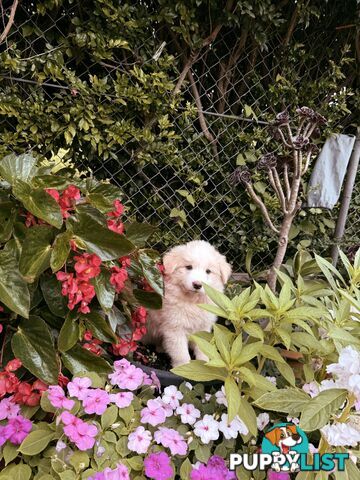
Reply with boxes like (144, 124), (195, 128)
(144, 240), (232, 367)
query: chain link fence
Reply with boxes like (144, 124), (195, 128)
(0, 0), (358, 272)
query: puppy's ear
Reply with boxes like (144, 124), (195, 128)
(218, 254), (232, 284)
(287, 424), (297, 435)
(163, 247), (182, 275)
(265, 428), (281, 445)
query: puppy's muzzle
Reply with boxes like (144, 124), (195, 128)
(192, 281), (202, 290)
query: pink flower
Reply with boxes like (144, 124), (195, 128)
(48, 386), (75, 410)
(141, 399), (167, 426)
(89, 463), (130, 480)
(190, 465), (217, 480)
(0, 396), (20, 420)
(267, 471), (291, 480)
(3, 415), (32, 444)
(82, 389), (110, 415)
(176, 403), (201, 425)
(194, 415), (219, 444)
(162, 385), (183, 409)
(67, 376), (92, 400)
(154, 427), (187, 455)
(109, 364), (145, 391)
(61, 412), (98, 451)
(128, 426), (152, 454)
(144, 452), (174, 480)
(109, 391), (133, 408)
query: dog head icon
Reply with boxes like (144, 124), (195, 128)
(265, 424), (302, 454)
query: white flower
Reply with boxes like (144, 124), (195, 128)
(266, 376), (277, 386)
(215, 386), (227, 407)
(287, 416), (300, 425)
(176, 403), (201, 425)
(194, 414), (219, 444)
(157, 399), (174, 417)
(308, 443), (318, 454)
(162, 385), (183, 409)
(185, 382), (193, 390)
(55, 440), (67, 452)
(256, 413), (270, 431)
(128, 426), (152, 454)
(327, 346), (360, 377)
(205, 393), (212, 401)
(303, 382), (320, 398)
(218, 413), (248, 439)
(321, 422), (360, 447)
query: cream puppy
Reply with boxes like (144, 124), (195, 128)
(144, 240), (232, 367)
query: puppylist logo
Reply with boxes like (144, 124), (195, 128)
(230, 422), (349, 473)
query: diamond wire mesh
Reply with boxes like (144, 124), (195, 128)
(0, 0), (358, 273)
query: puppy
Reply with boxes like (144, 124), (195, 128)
(144, 240), (232, 367)
(265, 424), (302, 472)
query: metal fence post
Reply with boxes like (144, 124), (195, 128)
(331, 127), (360, 265)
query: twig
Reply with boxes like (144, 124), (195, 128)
(173, 51), (199, 94)
(283, 163), (291, 201)
(0, 0), (18, 44)
(187, 69), (219, 160)
(272, 168), (287, 212)
(283, 4), (299, 46)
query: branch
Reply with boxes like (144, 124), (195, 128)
(246, 183), (279, 233)
(188, 69), (219, 160)
(283, 163), (291, 201)
(277, 127), (292, 148)
(271, 167), (287, 212)
(301, 151), (312, 175)
(0, 0), (18, 44)
(172, 0), (235, 95)
(283, 4), (299, 46)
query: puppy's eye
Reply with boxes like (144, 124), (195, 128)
(185, 265), (193, 270)
(206, 269), (211, 274)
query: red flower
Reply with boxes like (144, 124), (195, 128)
(110, 266), (128, 293)
(74, 253), (101, 281)
(120, 256), (131, 268)
(111, 338), (137, 356)
(132, 326), (147, 341)
(107, 200), (124, 218)
(13, 382), (40, 407)
(32, 379), (48, 393)
(83, 330), (93, 342)
(24, 211), (47, 228)
(132, 306), (147, 325)
(58, 373), (69, 387)
(107, 219), (124, 234)
(83, 341), (102, 356)
(5, 359), (22, 372)
(56, 271), (96, 313)
(46, 185), (80, 218)
(0, 371), (20, 398)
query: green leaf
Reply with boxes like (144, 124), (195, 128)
(101, 405), (118, 430)
(69, 451), (89, 473)
(225, 376), (241, 421)
(61, 344), (112, 377)
(243, 322), (264, 341)
(0, 153), (38, 184)
(87, 183), (122, 212)
(234, 341), (263, 366)
(68, 206), (135, 261)
(18, 429), (55, 455)
(255, 389), (311, 415)
(13, 180), (63, 228)
(58, 315), (80, 352)
(171, 360), (227, 381)
(126, 222), (156, 247)
(93, 269), (115, 312)
(203, 284), (234, 312)
(300, 389), (348, 432)
(40, 274), (68, 317)
(1, 464), (32, 480)
(138, 251), (163, 296)
(230, 334), (243, 363)
(12, 315), (59, 384)
(259, 344), (285, 364)
(3, 442), (19, 465)
(51, 230), (72, 272)
(190, 334), (222, 362)
(238, 396), (257, 436)
(180, 458), (193, 480)
(19, 226), (55, 282)
(276, 360), (296, 386)
(213, 324), (231, 363)
(133, 289), (162, 309)
(82, 311), (117, 343)
(0, 249), (30, 317)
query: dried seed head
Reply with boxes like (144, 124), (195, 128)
(304, 143), (320, 155)
(296, 106), (326, 125)
(273, 109), (290, 126)
(229, 166), (252, 186)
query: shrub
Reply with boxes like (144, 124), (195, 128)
(0, 153), (163, 390)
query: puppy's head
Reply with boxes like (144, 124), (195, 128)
(163, 240), (232, 297)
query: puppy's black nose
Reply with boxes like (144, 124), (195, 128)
(192, 281), (202, 290)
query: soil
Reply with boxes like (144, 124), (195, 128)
(133, 343), (173, 371)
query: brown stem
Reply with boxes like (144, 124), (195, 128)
(0, 0), (18, 44)
(277, 128), (292, 148)
(271, 168), (287, 212)
(173, 51), (199, 94)
(283, 4), (299, 46)
(283, 163), (291, 201)
(187, 69), (219, 160)
(246, 184), (279, 234)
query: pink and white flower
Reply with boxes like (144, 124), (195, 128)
(154, 427), (187, 455)
(109, 391), (134, 408)
(67, 377), (92, 400)
(257, 413), (270, 431)
(162, 385), (183, 409)
(176, 403), (201, 425)
(128, 426), (152, 454)
(194, 415), (219, 444)
(218, 413), (248, 439)
(141, 399), (167, 426)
